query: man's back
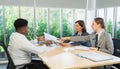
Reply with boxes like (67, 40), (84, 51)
(8, 32), (31, 65)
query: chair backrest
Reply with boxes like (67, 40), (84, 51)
(0, 41), (16, 69)
(112, 39), (120, 68)
(112, 39), (120, 57)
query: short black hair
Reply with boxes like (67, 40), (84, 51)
(14, 18), (28, 30)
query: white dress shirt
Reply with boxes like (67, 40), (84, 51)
(97, 29), (105, 41)
(8, 32), (50, 65)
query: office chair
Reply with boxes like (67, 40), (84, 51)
(0, 41), (16, 69)
(112, 39), (120, 69)
(0, 41), (36, 69)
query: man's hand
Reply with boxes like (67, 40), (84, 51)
(60, 37), (70, 42)
(37, 36), (45, 41)
(45, 40), (52, 46)
(90, 47), (98, 51)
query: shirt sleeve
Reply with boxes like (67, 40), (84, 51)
(18, 36), (50, 54)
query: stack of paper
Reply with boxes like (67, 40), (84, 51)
(76, 52), (113, 62)
(44, 32), (60, 43)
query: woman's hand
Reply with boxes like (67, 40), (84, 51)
(60, 37), (70, 41)
(90, 47), (98, 51)
(45, 40), (52, 46)
(59, 43), (69, 47)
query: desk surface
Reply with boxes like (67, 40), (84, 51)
(38, 46), (120, 69)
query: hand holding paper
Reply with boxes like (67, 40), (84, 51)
(44, 32), (60, 43)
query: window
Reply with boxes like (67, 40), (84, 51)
(21, 7), (34, 40)
(116, 7), (120, 39)
(106, 8), (114, 35)
(0, 6), (3, 42)
(62, 9), (73, 37)
(97, 9), (105, 19)
(0, 6), (5, 59)
(75, 9), (85, 21)
(50, 8), (60, 37)
(4, 6), (19, 44)
(36, 8), (47, 37)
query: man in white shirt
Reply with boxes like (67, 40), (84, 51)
(8, 18), (49, 69)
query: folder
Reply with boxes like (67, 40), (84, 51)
(76, 52), (113, 62)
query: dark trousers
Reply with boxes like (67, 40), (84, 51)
(21, 60), (49, 69)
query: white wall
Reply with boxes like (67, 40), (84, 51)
(1, 0), (120, 9)
(96, 0), (120, 9)
(0, 0), (87, 9)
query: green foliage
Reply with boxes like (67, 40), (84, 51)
(62, 18), (72, 37)
(0, 8), (3, 42)
(4, 7), (18, 45)
(21, 7), (34, 40)
(117, 21), (120, 39)
(62, 9), (72, 37)
(50, 9), (60, 37)
(0, 7), (73, 47)
(36, 20), (47, 36)
(36, 8), (47, 37)
(107, 19), (113, 35)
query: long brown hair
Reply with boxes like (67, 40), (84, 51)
(94, 17), (106, 29)
(75, 20), (86, 33)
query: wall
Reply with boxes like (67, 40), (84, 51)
(0, 0), (86, 9)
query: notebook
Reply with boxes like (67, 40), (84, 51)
(76, 52), (113, 62)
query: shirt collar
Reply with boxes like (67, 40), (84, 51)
(97, 29), (104, 40)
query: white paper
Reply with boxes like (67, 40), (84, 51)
(74, 46), (90, 50)
(44, 32), (60, 42)
(77, 52), (113, 62)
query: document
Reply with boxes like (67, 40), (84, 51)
(74, 46), (90, 50)
(44, 32), (60, 42)
(76, 52), (113, 62)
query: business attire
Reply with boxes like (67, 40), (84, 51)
(8, 32), (49, 69)
(70, 32), (90, 47)
(70, 30), (114, 54)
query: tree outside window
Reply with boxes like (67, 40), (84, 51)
(106, 8), (114, 36)
(36, 8), (47, 37)
(50, 8), (60, 37)
(21, 7), (34, 40)
(62, 9), (73, 37)
(116, 7), (120, 39)
(0, 6), (4, 58)
(4, 6), (19, 45)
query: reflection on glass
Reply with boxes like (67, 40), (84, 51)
(5, 6), (19, 44)
(36, 8), (47, 37)
(21, 7), (34, 40)
(75, 9), (85, 21)
(62, 9), (72, 37)
(106, 8), (113, 35)
(117, 7), (120, 39)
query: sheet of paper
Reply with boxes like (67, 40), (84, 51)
(76, 52), (113, 62)
(74, 46), (90, 50)
(44, 32), (60, 42)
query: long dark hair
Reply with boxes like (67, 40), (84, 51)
(75, 20), (86, 33)
(94, 17), (106, 29)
